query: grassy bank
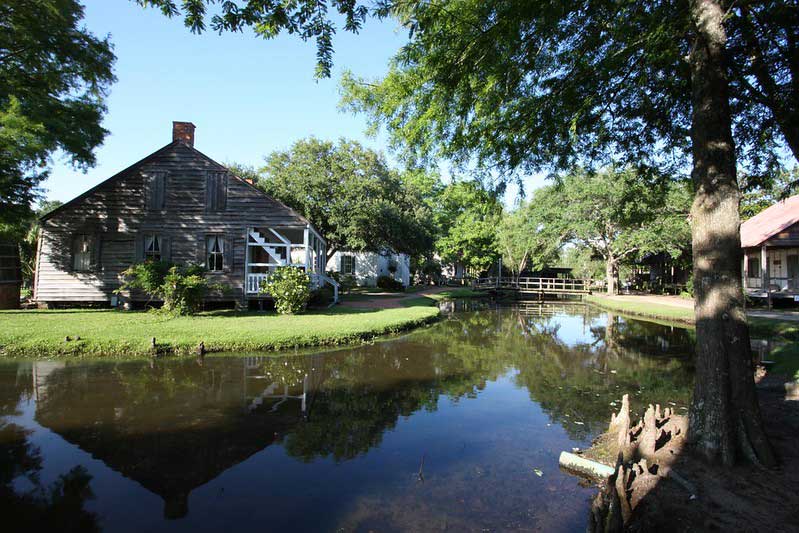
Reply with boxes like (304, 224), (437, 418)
(0, 301), (441, 359)
(425, 287), (488, 300)
(584, 294), (695, 323)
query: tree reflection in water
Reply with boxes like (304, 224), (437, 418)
(0, 365), (100, 532)
(0, 303), (695, 531)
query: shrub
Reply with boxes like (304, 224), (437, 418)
(377, 275), (405, 292)
(118, 261), (215, 315)
(309, 286), (334, 307)
(261, 266), (311, 314)
(327, 270), (356, 292)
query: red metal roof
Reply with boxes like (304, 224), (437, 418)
(740, 194), (799, 248)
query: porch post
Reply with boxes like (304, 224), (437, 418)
(303, 227), (310, 272)
(761, 244), (771, 309)
(242, 227), (250, 309)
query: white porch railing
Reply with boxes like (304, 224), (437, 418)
(247, 271), (340, 303)
(247, 273), (269, 294)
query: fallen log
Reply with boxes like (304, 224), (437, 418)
(559, 451), (615, 480)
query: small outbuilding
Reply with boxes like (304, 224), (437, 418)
(326, 251), (411, 287)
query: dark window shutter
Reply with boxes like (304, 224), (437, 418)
(217, 174), (228, 211)
(223, 235), (233, 272)
(145, 172), (166, 210)
(205, 173), (215, 212)
(156, 173), (166, 209)
(134, 234), (144, 262)
(205, 172), (227, 212)
(161, 236), (171, 262)
(90, 233), (102, 271)
(70, 235), (78, 271)
(199, 234), (207, 266)
(144, 174), (152, 209)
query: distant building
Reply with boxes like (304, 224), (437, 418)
(327, 251), (411, 287)
(741, 194), (799, 301)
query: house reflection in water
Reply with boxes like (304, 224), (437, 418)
(31, 356), (321, 519)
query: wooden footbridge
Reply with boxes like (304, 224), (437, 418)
(473, 277), (592, 297)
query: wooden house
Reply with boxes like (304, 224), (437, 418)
(34, 122), (338, 308)
(741, 194), (799, 302)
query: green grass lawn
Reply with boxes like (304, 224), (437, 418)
(425, 287), (488, 300)
(0, 301), (440, 359)
(584, 294), (695, 323)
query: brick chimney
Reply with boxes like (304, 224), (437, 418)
(172, 121), (196, 147)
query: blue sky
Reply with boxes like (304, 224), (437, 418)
(45, 1), (542, 206)
(44, 1), (406, 202)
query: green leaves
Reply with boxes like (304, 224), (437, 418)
(522, 166), (691, 268)
(433, 180), (502, 274)
(118, 261), (215, 315)
(261, 266), (312, 314)
(1, 0), (116, 225)
(251, 137), (434, 257)
(134, 0), (368, 79)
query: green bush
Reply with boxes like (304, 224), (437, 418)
(261, 266), (311, 314)
(377, 275), (405, 292)
(327, 270), (356, 292)
(119, 261), (215, 315)
(309, 286), (334, 307)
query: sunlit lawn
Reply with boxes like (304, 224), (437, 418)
(0, 302), (440, 358)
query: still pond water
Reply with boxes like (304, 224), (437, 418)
(0, 302), (696, 532)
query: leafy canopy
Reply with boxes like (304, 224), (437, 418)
(340, 0), (797, 184)
(2, 0), (116, 224)
(244, 137), (433, 257)
(433, 181), (502, 274)
(134, 0), (369, 78)
(532, 167), (692, 266)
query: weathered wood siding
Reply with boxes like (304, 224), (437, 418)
(35, 142), (310, 304)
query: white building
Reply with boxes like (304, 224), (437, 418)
(327, 251), (411, 287)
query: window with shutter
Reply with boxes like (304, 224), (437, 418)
(144, 235), (161, 261)
(341, 255), (356, 275)
(206, 172), (228, 212)
(72, 235), (92, 271)
(207, 235), (224, 271)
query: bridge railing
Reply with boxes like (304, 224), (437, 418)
(473, 277), (592, 293)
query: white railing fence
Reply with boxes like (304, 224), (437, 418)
(473, 277), (591, 293)
(247, 271), (340, 303)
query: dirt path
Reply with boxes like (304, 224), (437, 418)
(339, 286), (453, 310)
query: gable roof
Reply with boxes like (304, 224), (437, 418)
(40, 141), (316, 234)
(740, 194), (799, 248)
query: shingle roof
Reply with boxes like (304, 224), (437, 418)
(740, 194), (799, 248)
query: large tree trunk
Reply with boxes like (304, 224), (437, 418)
(605, 258), (617, 295)
(687, 0), (775, 467)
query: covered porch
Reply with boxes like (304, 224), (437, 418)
(743, 245), (799, 300)
(244, 225), (338, 302)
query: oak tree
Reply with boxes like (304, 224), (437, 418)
(2, 0), (115, 225)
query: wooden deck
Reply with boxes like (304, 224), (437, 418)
(474, 277), (591, 295)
